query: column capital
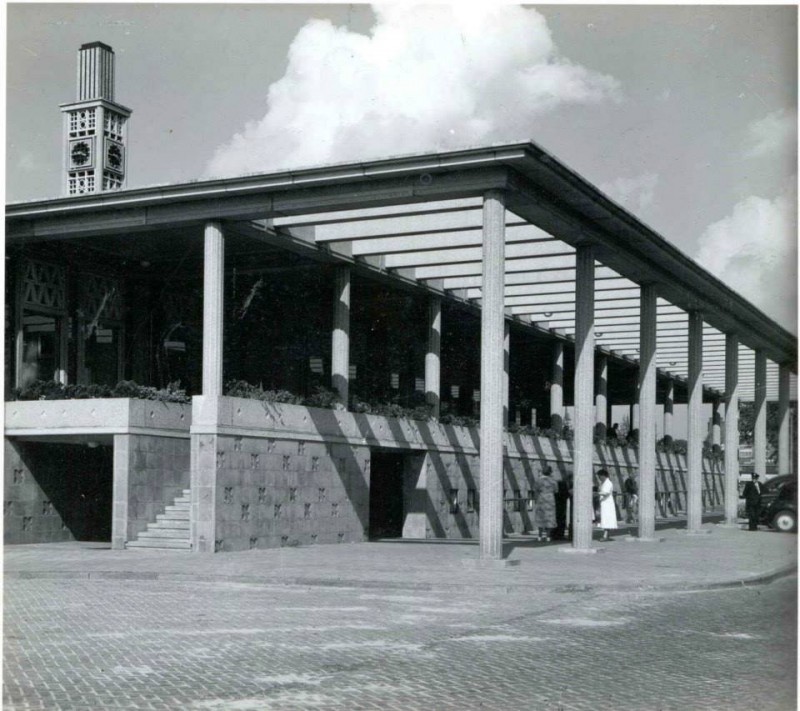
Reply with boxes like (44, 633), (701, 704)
(483, 188), (506, 202)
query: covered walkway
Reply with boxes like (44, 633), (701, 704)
(6, 142), (797, 557)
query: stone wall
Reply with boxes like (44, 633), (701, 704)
(113, 434), (190, 548)
(191, 397), (727, 549)
(413, 439), (724, 541)
(208, 436), (370, 552)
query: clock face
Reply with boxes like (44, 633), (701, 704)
(70, 141), (91, 167)
(107, 142), (123, 171)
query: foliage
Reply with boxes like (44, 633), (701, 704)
(703, 441), (724, 460)
(439, 413), (480, 428)
(738, 401), (784, 458)
(656, 437), (688, 455)
(9, 379), (190, 403)
(351, 397), (433, 422)
(303, 385), (341, 410)
(224, 380), (303, 404)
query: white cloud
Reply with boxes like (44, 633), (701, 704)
(204, 4), (620, 178)
(744, 109), (797, 158)
(599, 173), (659, 214)
(695, 183), (798, 334)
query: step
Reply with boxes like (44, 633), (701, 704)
(137, 529), (191, 539)
(173, 497), (191, 505)
(157, 511), (189, 521)
(126, 539), (192, 550)
(149, 519), (190, 530)
(164, 504), (190, 514)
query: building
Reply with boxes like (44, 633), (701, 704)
(5, 44), (797, 556)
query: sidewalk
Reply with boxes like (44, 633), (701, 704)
(4, 518), (797, 594)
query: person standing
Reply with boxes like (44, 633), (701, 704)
(740, 474), (763, 531)
(623, 473), (638, 524)
(597, 469), (618, 541)
(554, 474), (571, 540)
(533, 466), (558, 542)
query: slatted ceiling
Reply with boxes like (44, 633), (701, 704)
(467, 282), (572, 299)
(544, 321), (690, 332)
(315, 213), (526, 242)
(382, 241), (571, 269)
(351, 229), (554, 257)
(511, 299), (641, 314)
(411, 255), (579, 280)
(270, 197), (483, 228)
(264, 194), (794, 403)
(441, 266), (620, 290)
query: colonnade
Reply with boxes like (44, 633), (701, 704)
(199, 203), (794, 560)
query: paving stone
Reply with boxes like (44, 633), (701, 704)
(3, 573), (796, 710)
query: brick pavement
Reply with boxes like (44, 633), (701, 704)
(4, 518), (797, 709)
(4, 519), (797, 593)
(4, 572), (796, 710)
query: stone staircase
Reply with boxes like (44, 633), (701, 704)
(127, 489), (192, 551)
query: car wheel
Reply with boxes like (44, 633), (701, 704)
(772, 510), (797, 533)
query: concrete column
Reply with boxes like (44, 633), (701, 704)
(13, 261), (24, 389)
(550, 341), (564, 431)
(664, 378), (675, 444)
(724, 333), (740, 524)
(57, 317), (69, 385)
(503, 321), (510, 428)
(479, 190), (506, 561)
(571, 245), (595, 551)
(111, 434), (131, 550)
(331, 266), (351, 407)
(425, 296), (442, 418)
(712, 397), (722, 450)
(754, 351), (767, 479)
(595, 354), (608, 439)
(202, 221), (224, 397)
(402, 454), (429, 538)
(638, 284), (658, 540)
(191, 432), (218, 553)
(778, 363), (791, 474)
(686, 312), (704, 533)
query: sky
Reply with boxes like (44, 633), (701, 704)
(5, 3), (798, 334)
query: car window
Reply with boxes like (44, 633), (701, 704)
(764, 476), (792, 493)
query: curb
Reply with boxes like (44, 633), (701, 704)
(7, 563), (796, 594)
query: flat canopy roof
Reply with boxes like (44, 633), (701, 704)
(6, 141), (797, 399)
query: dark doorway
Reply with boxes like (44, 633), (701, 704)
(16, 442), (114, 543)
(369, 451), (405, 539)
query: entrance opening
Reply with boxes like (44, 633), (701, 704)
(369, 451), (405, 539)
(13, 442), (113, 543)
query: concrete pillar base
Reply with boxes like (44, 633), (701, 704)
(624, 536), (666, 543)
(461, 558), (521, 569)
(559, 547), (604, 555)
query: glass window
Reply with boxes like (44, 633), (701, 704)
(84, 324), (120, 387)
(20, 313), (61, 386)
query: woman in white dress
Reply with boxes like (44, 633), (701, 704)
(597, 469), (617, 541)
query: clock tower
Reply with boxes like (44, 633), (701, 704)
(60, 42), (132, 196)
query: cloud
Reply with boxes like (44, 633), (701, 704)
(599, 173), (659, 214)
(204, 4), (620, 178)
(744, 109), (797, 158)
(695, 183), (797, 334)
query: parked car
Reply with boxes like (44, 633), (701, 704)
(760, 476), (797, 532)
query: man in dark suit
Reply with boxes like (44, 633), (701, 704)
(741, 474), (763, 531)
(554, 474), (572, 540)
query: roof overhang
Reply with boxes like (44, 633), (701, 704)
(6, 141), (797, 382)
